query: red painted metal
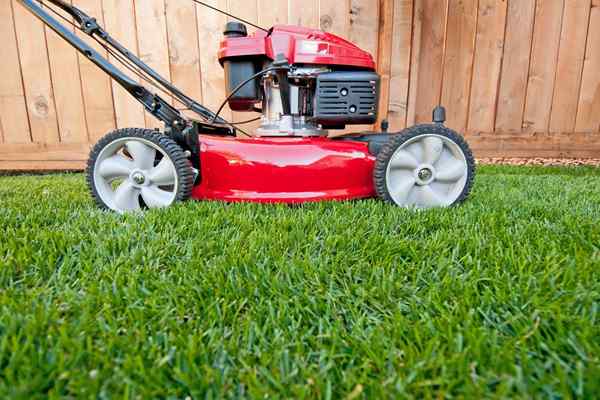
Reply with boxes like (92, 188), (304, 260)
(192, 135), (377, 203)
(202, 25), (379, 204)
(218, 25), (376, 70)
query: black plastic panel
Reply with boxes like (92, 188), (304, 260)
(314, 71), (380, 127)
(223, 59), (259, 111)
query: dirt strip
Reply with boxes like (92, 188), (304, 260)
(477, 158), (600, 167)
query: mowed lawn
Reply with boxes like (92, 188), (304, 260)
(1, 165), (599, 399)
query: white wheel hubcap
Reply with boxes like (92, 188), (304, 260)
(386, 134), (468, 208)
(94, 138), (178, 213)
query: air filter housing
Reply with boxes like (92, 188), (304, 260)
(314, 71), (380, 128)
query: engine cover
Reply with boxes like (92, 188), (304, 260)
(218, 24), (381, 135)
(314, 71), (380, 127)
(218, 25), (376, 70)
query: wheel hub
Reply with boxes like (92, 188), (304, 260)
(415, 165), (435, 186)
(131, 171), (146, 185)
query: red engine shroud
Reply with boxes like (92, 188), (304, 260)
(218, 25), (376, 69)
(192, 135), (377, 203)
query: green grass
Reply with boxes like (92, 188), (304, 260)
(1, 165), (599, 399)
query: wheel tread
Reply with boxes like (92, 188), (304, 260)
(373, 124), (476, 207)
(86, 128), (194, 211)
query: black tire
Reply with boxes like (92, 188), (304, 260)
(373, 124), (476, 207)
(86, 128), (194, 211)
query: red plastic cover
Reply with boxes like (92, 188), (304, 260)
(218, 25), (376, 70)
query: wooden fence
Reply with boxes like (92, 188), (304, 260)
(1, 0), (599, 170)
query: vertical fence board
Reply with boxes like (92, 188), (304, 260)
(389, 0), (413, 130)
(0, 91), (30, 144)
(523, 0), (565, 132)
(550, 0), (591, 133)
(44, 1), (89, 143)
(376, 0), (395, 127)
(406, 0), (422, 126)
(349, 0), (380, 132)
(102, 0), (145, 129)
(467, 0), (507, 133)
(288, 0), (318, 27)
(12, 0), (60, 144)
(0, 0), (31, 144)
(319, 0), (350, 37)
(575, 2), (600, 132)
(135, 0), (172, 129)
(495, 0), (536, 133)
(165, 0), (203, 109)
(196, 0), (231, 120)
(228, 0), (260, 130)
(441, 0), (477, 133)
(73, 0), (117, 142)
(349, 0), (380, 56)
(409, 0), (448, 124)
(258, 0), (288, 27)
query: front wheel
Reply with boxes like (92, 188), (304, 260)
(374, 124), (475, 209)
(86, 128), (194, 213)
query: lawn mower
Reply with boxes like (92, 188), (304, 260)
(18, 0), (475, 213)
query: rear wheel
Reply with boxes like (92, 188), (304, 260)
(374, 124), (475, 209)
(86, 128), (194, 213)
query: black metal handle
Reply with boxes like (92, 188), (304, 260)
(15, 0), (232, 134)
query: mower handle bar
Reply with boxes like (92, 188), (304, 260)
(16, 0), (233, 134)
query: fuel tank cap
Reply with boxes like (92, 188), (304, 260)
(224, 22), (247, 37)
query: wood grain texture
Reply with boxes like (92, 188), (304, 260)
(467, 0), (507, 133)
(495, 0), (536, 133)
(575, 3), (600, 132)
(0, 109), (4, 143)
(0, 141), (89, 168)
(389, 0), (414, 130)
(135, 0), (172, 129)
(0, 96), (32, 145)
(0, 142), (90, 161)
(44, 0), (89, 143)
(349, 0), (380, 56)
(348, 0), (380, 132)
(165, 0), (203, 108)
(73, 0), (117, 142)
(258, 0), (288, 27)
(228, 0), (261, 130)
(12, 0), (60, 144)
(0, 0), (31, 144)
(288, 0), (319, 28)
(441, 0), (478, 133)
(408, 0), (448, 124)
(550, 0), (592, 133)
(102, 0), (146, 129)
(376, 0), (395, 127)
(523, 0), (565, 132)
(406, 0), (422, 126)
(0, 160), (86, 170)
(196, 0), (231, 120)
(319, 0), (350, 37)
(464, 131), (600, 158)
